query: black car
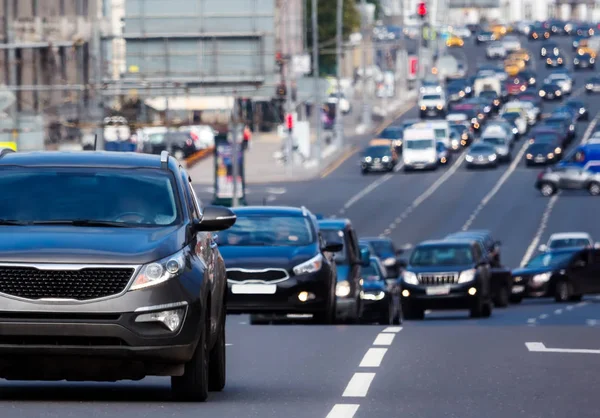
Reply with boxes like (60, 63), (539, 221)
(530, 28), (550, 40)
(450, 124), (473, 149)
(400, 239), (494, 319)
(0, 150), (237, 401)
(218, 206), (342, 325)
(585, 76), (600, 94)
(478, 90), (502, 112)
(319, 219), (368, 323)
(511, 248), (600, 303)
(539, 82), (562, 100)
(359, 237), (409, 278)
(476, 31), (495, 44)
(359, 256), (402, 325)
(573, 52), (595, 70)
(546, 53), (565, 67)
(540, 41), (558, 58)
(529, 127), (567, 149)
(519, 70), (537, 86)
(145, 130), (202, 160)
(525, 141), (561, 166)
(446, 82), (467, 102)
(361, 144), (398, 174)
(542, 115), (575, 141)
(565, 99), (589, 120)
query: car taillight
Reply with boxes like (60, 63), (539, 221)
(537, 171), (545, 179)
(191, 132), (199, 142)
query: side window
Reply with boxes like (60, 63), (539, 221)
(187, 178), (203, 217)
(472, 244), (482, 262)
(179, 168), (198, 219)
(347, 228), (359, 262)
(592, 250), (600, 265)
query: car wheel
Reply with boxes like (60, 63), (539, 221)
(510, 295), (523, 304)
(404, 304), (424, 320)
(208, 309), (226, 392)
(315, 278), (336, 324)
(494, 286), (510, 308)
(588, 181), (600, 196)
(539, 182), (556, 196)
(171, 312), (210, 402)
(361, 169), (368, 175)
(378, 300), (393, 325)
(249, 314), (270, 325)
(555, 281), (571, 302)
(393, 300), (403, 325)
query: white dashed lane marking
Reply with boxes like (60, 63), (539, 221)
(373, 333), (395, 346)
(342, 373), (376, 397)
(326, 404), (360, 418)
(359, 348), (388, 368)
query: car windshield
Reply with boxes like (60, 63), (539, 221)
(549, 238), (591, 249)
(410, 245), (474, 266)
(364, 146), (390, 157)
(320, 229), (347, 263)
(0, 168), (179, 226)
(534, 133), (558, 143)
(528, 143), (551, 152)
(479, 92), (497, 99)
(434, 129), (447, 139)
(470, 144), (493, 152)
(503, 112), (519, 120)
(368, 240), (394, 256)
(362, 261), (381, 278)
(405, 139), (434, 150)
(526, 251), (576, 268)
(422, 95), (442, 100)
(217, 215), (314, 246)
(379, 128), (402, 139)
(482, 137), (505, 145)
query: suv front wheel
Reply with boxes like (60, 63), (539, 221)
(588, 181), (600, 196)
(539, 182), (556, 196)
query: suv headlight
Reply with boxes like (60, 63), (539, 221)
(336, 280), (351, 297)
(403, 271), (419, 285)
(293, 254), (323, 275)
(360, 291), (385, 301)
(532, 272), (551, 283)
(130, 249), (186, 291)
(458, 268), (476, 283)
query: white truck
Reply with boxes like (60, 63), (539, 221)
(411, 120), (451, 149)
(402, 127), (438, 171)
(474, 76), (501, 97)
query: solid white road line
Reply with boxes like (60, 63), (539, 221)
(527, 318), (537, 324)
(519, 115), (599, 267)
(461, 141), (530, 230)
(380, 152), (466, 236)
(554, 309), (562, 314)
(382, 326), (403, 333)
(326, 404), (360, 418)
(359, 348), (388, 368)
(526, 342), (600, 354)
(373, 333), (395, 346)
(342, 373), (376, 397)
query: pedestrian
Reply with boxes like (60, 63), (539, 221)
(242, 125), (251, 150)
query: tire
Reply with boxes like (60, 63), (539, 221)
(539, 182), (556, 196)
(588, 181), (600, 196)
(555, 281), (571, 302)
(249, 314), (270, 325)
(208, 311), (226, 392)
(314, 279), (336, 324)
(510, 295), (523, 304)
(171, 312), (210, 402)
(470, 297), (492, 318)
(378, 300), (393, 325)
(494, 286), (510, 308)
(404, 305), (424, 320)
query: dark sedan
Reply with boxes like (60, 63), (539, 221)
(359, 256), (402, 325)
(465, 143), (498, 168)
(573, 53), (595, 70)
(540, 41), (558, 58)
(585, 76), (600, 94)
(525, 141), (561, 166)
(539, 82), (563, 100)
(565, 99), (589, 120)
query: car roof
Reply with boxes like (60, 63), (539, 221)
(318, 219), (352, 230)
(416, 239), (474, 248)
(548, 232), (591, 240)
(361, 237), (393, 243)
(232, 206), (308, 217)
(0, 150), (170, 169)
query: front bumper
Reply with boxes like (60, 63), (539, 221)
(404, 161), (438, 170)
(401, 282), (480, 310)
(420, 107), (445, 117)
(362, 161), (394, 172)
(336, 296), (358, 320)
(466, 157), (497, 167)
(0, 277), (203, 380)
(226, 270), (330, 315)
(360, 296), (388, 320)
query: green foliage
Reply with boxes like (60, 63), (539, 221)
(305, 0), (361, 75)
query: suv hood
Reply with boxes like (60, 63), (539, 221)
(407, 265), (474, 273)
(219, 244), (317, 270)
(0, 225), (185, 264)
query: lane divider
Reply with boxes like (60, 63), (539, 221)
(325, 326), (402, 418)
(526, 296), (600, 325)
(519, 113), (599, 267)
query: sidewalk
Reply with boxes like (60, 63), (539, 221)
(186, 89), (417, 185)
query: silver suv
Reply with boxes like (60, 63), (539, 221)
(535, 166), (600, 196)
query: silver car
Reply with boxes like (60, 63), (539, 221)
(465, 143), (499, 169)
(480, 135), (511, 162)
(535, 166), (600, 196)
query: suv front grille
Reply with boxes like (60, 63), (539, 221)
(0, 267), (135, 301)
(227, 268), (289, 283)
(418, 272), (458, 285)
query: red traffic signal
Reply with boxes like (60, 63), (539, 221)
(286, 114), (293, 131)
(417, 2), (427, 17)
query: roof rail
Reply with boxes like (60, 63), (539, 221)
(301, 206), (308, 216)
(0, 148), (15, 158)
(160, 150), (169, 169)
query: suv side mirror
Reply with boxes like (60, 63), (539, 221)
(194, 206), (236, 232)
(359, 247), (370, 267)
(322, 240), (343, 253)
(538, 244), (548, 252)
(396, 259), (407, 269)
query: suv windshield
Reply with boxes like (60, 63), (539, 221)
(364, 146), (391, 157)
(549, 238), (590, 248)
(0, 168), (179, 226)
(526, 251), (576, 267)
(422, 95), (442, 100)
(320, 229), (347, 263)
(362, 261), (380, 278)
(405, 139), (434, 150)
(482, 137), (505, 145)
(217, 215), (314, 246)
(410, 245), (474, 266)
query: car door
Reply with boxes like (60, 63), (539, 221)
(346, 226), (362, 298)
(567, 250), (594, 294)
(586, 250), (600, 294)
(558, 167), (588, 189)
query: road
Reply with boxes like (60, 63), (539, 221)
(5, 36), (600, 418)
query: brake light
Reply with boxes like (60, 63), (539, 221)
(537, 171), (545, 179)
(190, 132), (199, 142)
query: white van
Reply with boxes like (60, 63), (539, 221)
(402, 127), (438, 171)
(411, 120), (451, 149)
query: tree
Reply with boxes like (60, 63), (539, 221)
(305, 0), (361, 75)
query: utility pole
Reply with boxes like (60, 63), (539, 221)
(284, 6), (294, 176)
(335, 0), (344, 147)
(231, 97), (239, 207)
(5, 0), (18, 149)
(360, 0), (371, 130)
(93, 0), (105, 150)
(311, 0), (322, 167)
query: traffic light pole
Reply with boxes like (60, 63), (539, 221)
(284, 11), (294, 176)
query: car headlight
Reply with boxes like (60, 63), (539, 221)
(512, 127), (518, 134)
(591, 58), (595, 63)
(360, 291), (385, 301)
(293, 253), (323, 275)
(421, 105), (426, 110)
(130, 249), (186, 291)
(586, 83), (592, 89)
(394, 139), (402, 146)
(539, 90), (545, 96)
(437, 104), (443, 110)
(465, 87), (472, 93)
(574, 59), (579, 64)
(532, 272), (551, 283)
(465, 155), (474, 162)
(365, 156), (372, 162)
(484, 106), (491, 112)
(336, 280), (351, 297)
(383, 257), (396, 267)
(556, 90), (561, 95)
(402, 271), (419, 285)
(555, 147), (561, 154)
(489, 154), (497, 161)
(382, 156), (390, 162)
(458, 268), (476, 283)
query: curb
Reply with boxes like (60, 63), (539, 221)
(185, 147), (214, 168)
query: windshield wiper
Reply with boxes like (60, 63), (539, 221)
(29, 219), (130, 228)
(0, 219), (30, 226)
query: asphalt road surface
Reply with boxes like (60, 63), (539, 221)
(4, 36), (600, 418)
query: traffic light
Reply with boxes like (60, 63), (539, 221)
(286, 113), (293, 132)
(417, 2), (427, 19)
(276, 84), (286, 98)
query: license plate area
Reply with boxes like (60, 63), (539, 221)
(426, 286), (451, 295)
(231, 284), (277, 294)
(512, 285), (525, 293)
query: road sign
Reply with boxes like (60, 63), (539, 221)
(0, 86), (16, 112)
